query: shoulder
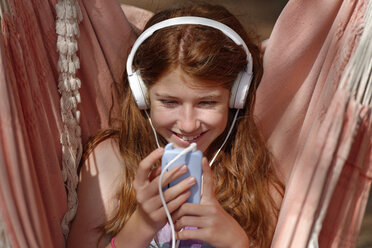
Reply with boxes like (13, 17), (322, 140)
(68, 138), (124, 248)
(79, 138), (125, 201)
(81, 138), (124, 182)
(79, 137), (125, 212)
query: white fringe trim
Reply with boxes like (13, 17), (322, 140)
(0, 211), (11, 248)
(340, 0), (372, 106)
(56, 0), (83, 239)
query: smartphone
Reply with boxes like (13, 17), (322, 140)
(161, 143), (202, 204)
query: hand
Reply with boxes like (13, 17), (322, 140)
(132, 148), (197, 235)
(172, 158), (250, 248)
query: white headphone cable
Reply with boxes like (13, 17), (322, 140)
(209, 109), (240, 166)
(158, 143), (197, 248)
(145, 110), (161, 148)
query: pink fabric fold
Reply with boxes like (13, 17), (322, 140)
(77, 0), (137, 141)
(0, 0), (136, 247)
(0, 3), (65, 246)
(257, 0), (372, 247)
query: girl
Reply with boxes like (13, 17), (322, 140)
(67, 3), (284, 248)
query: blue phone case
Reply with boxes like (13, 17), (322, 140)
(161, 143), (202, 204)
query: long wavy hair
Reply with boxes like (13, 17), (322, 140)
(84, 3), (284, 248)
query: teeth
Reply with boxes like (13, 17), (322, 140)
(181, 135), (199, 141)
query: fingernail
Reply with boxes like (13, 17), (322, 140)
(179, 165), (188, 173)
(187, 177), (196, 185)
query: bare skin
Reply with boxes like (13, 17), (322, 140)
(67, 139), (124, 248)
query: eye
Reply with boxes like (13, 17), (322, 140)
(198, 101), (217, 107)
(160, 99), (178, 107)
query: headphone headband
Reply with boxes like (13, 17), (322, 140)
(127, 16), (253, 109)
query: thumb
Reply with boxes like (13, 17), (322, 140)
(201, 157), (215, 202)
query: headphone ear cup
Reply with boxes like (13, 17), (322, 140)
(229, 69), (252, 109)
(128, 71), (149, 109)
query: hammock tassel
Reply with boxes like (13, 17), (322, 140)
(56, 0), (83, 239)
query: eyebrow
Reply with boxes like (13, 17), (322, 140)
(154, 92), (222, 99)
(154, 93), (177, 98)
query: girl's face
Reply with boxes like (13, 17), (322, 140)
(149, 67), (230, 153)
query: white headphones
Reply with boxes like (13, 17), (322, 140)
(126, 16), (253, 110)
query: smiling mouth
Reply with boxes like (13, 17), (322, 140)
(180, 135), (199, 141)
(174, 132), (205, 142)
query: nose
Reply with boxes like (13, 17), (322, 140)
(177, 105), (200, 133)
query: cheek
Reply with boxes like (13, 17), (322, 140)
(202, 109), (229, 131)
(150, 108), (174, 129)
(218, 111), (229, 131)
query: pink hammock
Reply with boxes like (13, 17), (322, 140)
(0, 0), (371, 247)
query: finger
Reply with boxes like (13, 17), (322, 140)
(151, 190), (191, 218)
(143, 176), (195, 211)
(177, 228), (208, 241)
(201, 157), (214, 200)
(135, 148), (164, 184)
(163, 176), (196, 203)
(172, 203), (206, 221)
(146, 164), (188, 197)
(164, 189), (191, 213)
(149, 165), (162, 181)
(175, 216), (205, 231)
(160, 164), (189, 188)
